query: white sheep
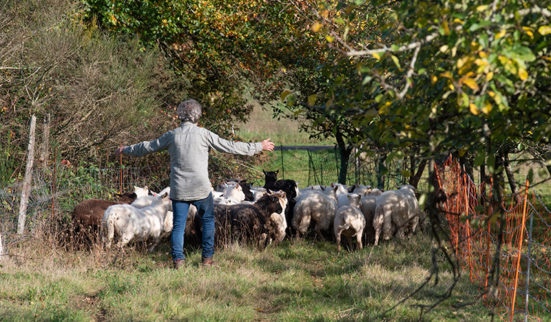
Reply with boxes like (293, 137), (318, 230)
(334, 193), (365, 252)
(359, 188), (383, 244)
(373, 185), (420, 245)
(292, 186), (338, 239)
(133, 186), (150, 198)
(214, 182), (246, 205)
(102, 193), (172, 252)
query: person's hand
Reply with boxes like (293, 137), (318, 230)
(113, 145), (127, 156)
(261, 138), (275, 151)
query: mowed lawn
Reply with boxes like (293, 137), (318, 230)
(0, 232), (491, 321)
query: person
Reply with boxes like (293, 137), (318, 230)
(114, 99), (274, 268)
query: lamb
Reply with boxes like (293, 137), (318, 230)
(102, 193), (172, 252)
(334, 193), (366, 252)
(372, 185), (420, 245)
(292, 186), (338, 239)
(213, 191), (286, 248)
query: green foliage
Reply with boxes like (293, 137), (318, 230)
(0, 0), (192, 181)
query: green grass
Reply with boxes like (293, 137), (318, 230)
(236, 103), (334, 146)
(0, 233), (493, 321)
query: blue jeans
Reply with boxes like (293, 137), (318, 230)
(171, 192), (215, 261)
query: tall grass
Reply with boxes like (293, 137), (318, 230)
(0, 231), (491, 321)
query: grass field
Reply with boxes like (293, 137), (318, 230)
(0, 232), (492, 321)
(236, 103), (334, 146)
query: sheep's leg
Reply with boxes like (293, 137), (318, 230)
(314, 224), (324, 240)
(409, 214), (420, 235)
(258, 233), (268, 249)
(118, 233), (133, 249)
(373, 212), (383, 246)
(335, 229), (342, 253)
(295, 215), (311, 240)
(356, 229), (364, 250)
(148, 237), (161, 253)
(382, 209), (393, 241)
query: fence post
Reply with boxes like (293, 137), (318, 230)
(17, 115), (37, 235)
(510, 179), (530, 322)
(119, 145), (123, 194)
(524, 204), (534, 322)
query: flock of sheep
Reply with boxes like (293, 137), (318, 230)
(70, 170), (424, 253)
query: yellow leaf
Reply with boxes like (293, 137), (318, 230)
(321, 10), (329, 19)
(474, 59), (488, 67)
(280, 89), (293, 101)
(443, 21), (450, 35)
(486, 71), (494, 81)
(523, 27), (534, 38)
(538, 26), (551, 35)
(311, 22), (322, 32)
(453, 18), (464, 24)
(476, 5), (489, 11)
(307, 94), (317, 107)
(479, 51), (488, 59)
(325, 35), (335, 42)
(518, 68), (528, 80)
(371, 52), (381, 60)
(449, 83), (455, 91)
(495, 29), (506, 39)
(431, 75), (438, 84)
(440, 71), (453, 79)
(481, 101), (492, 114)
(463, 78), (479, 91)
(470, 103), (480, 115)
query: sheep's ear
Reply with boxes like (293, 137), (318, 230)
(275, 170), (279, 174)
(263, 170), (267, 175)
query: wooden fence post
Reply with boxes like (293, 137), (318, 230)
(17, 115), (36, 235)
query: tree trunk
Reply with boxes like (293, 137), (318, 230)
(335, 130), (351, 185)
(17, 115), (36, 235)
(377, 152), (387, 190)
(503, 152), (517, 196)
(409, 157), (427, 189)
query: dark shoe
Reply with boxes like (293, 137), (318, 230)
(201, 257), (215, 267)
(173, 259), (185, 270)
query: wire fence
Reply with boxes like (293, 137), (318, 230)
(434, 155), (551, 321)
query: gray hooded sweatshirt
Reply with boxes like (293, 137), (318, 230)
(123, 122), (263, 201)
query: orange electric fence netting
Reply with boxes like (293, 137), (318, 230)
(434, 155), (551, 321)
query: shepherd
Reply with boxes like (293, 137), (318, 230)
(115, 99), (274, 269)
